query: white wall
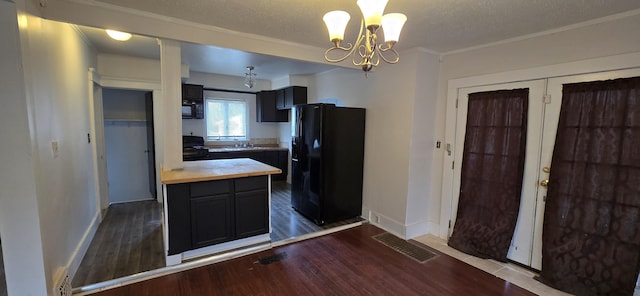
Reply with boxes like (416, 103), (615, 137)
(309, 49), (440, 238)
(6, 0), (101, 293)
(0, 1), (48, 294)
(103, 88), (148, 120)
(434, 13), (640, 237)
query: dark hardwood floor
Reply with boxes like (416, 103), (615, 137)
(270, 181), (363, 242)
(72, 181), (362, 288)
(92, 224), (535, 296)
(71, 200), (164, 287)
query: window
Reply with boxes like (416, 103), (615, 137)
(205, 98), (247, 141)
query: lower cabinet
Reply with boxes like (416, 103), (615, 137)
(167, 176), (268, 255)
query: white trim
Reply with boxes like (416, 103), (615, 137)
(67, 210), (101, 280)
(366, 210), (406, 239)
(98, 76), (160, 91)
(271, 221), (364, 247)
(404, 220), (430, 240)
(439, 51), (640, 240)
(39, 0), (331, 66)
(443, 9), (640, 56)
(181, 234), (271, 262)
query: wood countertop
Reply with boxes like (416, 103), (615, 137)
(161, 158), (282, 184)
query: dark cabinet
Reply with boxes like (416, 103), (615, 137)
(191, 194), (233, 248)
(166, 176), (268, 255)
(256, 90), (287, 122)
(235, 177), (269, 238)
(276, 86), (307, 110)
(182, 83), (204, 101)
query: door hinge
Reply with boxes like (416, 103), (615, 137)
(455, 99), (459, 108)
(448, 220), (451, 228)
(543, 94), (551, 104)
(451, 161), (454, 169)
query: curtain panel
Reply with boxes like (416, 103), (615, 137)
(448, 89), (529, 262)
(538, 77), (640, 296)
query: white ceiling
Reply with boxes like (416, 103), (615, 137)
(76, 0), (640, 80)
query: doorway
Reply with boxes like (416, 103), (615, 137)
(103, 88), (157, 203)
(449, 67), (640, 270)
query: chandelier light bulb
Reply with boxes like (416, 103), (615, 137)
(323, 11), (351, 43)
(357, 0), (388, 29)
(323, 0), (406, 75)
(381, 13), (407, 43)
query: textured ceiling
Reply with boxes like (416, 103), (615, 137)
(77, 0), (640, 80)
(93, 0), (640, 53)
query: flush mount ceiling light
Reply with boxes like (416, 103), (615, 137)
(323, 0), (407, 76)
(244, 66), (256, 88)
(105, 29), (132, 41)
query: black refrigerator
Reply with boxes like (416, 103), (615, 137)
(291, 104), (366, 225)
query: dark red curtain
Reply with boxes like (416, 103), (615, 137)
(537, 77), (640, 296)
(448, 89), (529, 262)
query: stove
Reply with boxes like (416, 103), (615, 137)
(183, 136), (209, 161)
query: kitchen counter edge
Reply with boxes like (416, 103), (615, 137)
(161, 158), (282, 185)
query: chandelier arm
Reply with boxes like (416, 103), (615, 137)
(324, 43), (356, 63)
(378, 46), (400, 64)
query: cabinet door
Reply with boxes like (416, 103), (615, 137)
(277, 150), (289, 181)
(235, 189), (268, 238)
(167, 184), (191, 255)
(182, 83), (203, 100)
(235, 176), (269, 238)
(275, 88), (286, 110)
(280, 86), (307, 110)
(256, 91), (287, 122)
(191, 194), (234, 248)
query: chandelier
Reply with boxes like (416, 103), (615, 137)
(244, 66), (256, 88)
(323, 0), (407, 76)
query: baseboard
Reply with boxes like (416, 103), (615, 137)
(365, 209), (406, 239)
(405, 220), (430, 239)
(67, 210), (101, 280)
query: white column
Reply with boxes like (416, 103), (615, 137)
(0, 2), (48, 295)
(158, 38), (183, 170)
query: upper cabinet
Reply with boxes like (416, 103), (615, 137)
(276, 86), (307, 110)
(256, 90), (288, 122)
(182, 83), (204, 102)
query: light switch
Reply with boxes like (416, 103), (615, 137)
(51, 141), (59, 158)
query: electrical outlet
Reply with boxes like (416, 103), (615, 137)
(375, 215), (380, 223)
(51, 141), (59, 158)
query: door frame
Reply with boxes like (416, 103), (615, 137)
(439, 52), (640, 239)
(88, 73), (163, 206)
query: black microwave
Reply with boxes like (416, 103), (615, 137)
(182, 100), (204, 119)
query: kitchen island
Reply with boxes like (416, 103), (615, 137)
(161, 158), (281, 265)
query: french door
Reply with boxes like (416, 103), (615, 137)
(451, 67), (640, 270)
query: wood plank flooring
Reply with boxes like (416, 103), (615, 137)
(270, 181), (363, 242)
(71, 200), (164, 287)
(92, 224), (535, 296)
(72, 181), (361, 288)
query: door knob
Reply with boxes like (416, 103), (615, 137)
(540, 179), (549, 187)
